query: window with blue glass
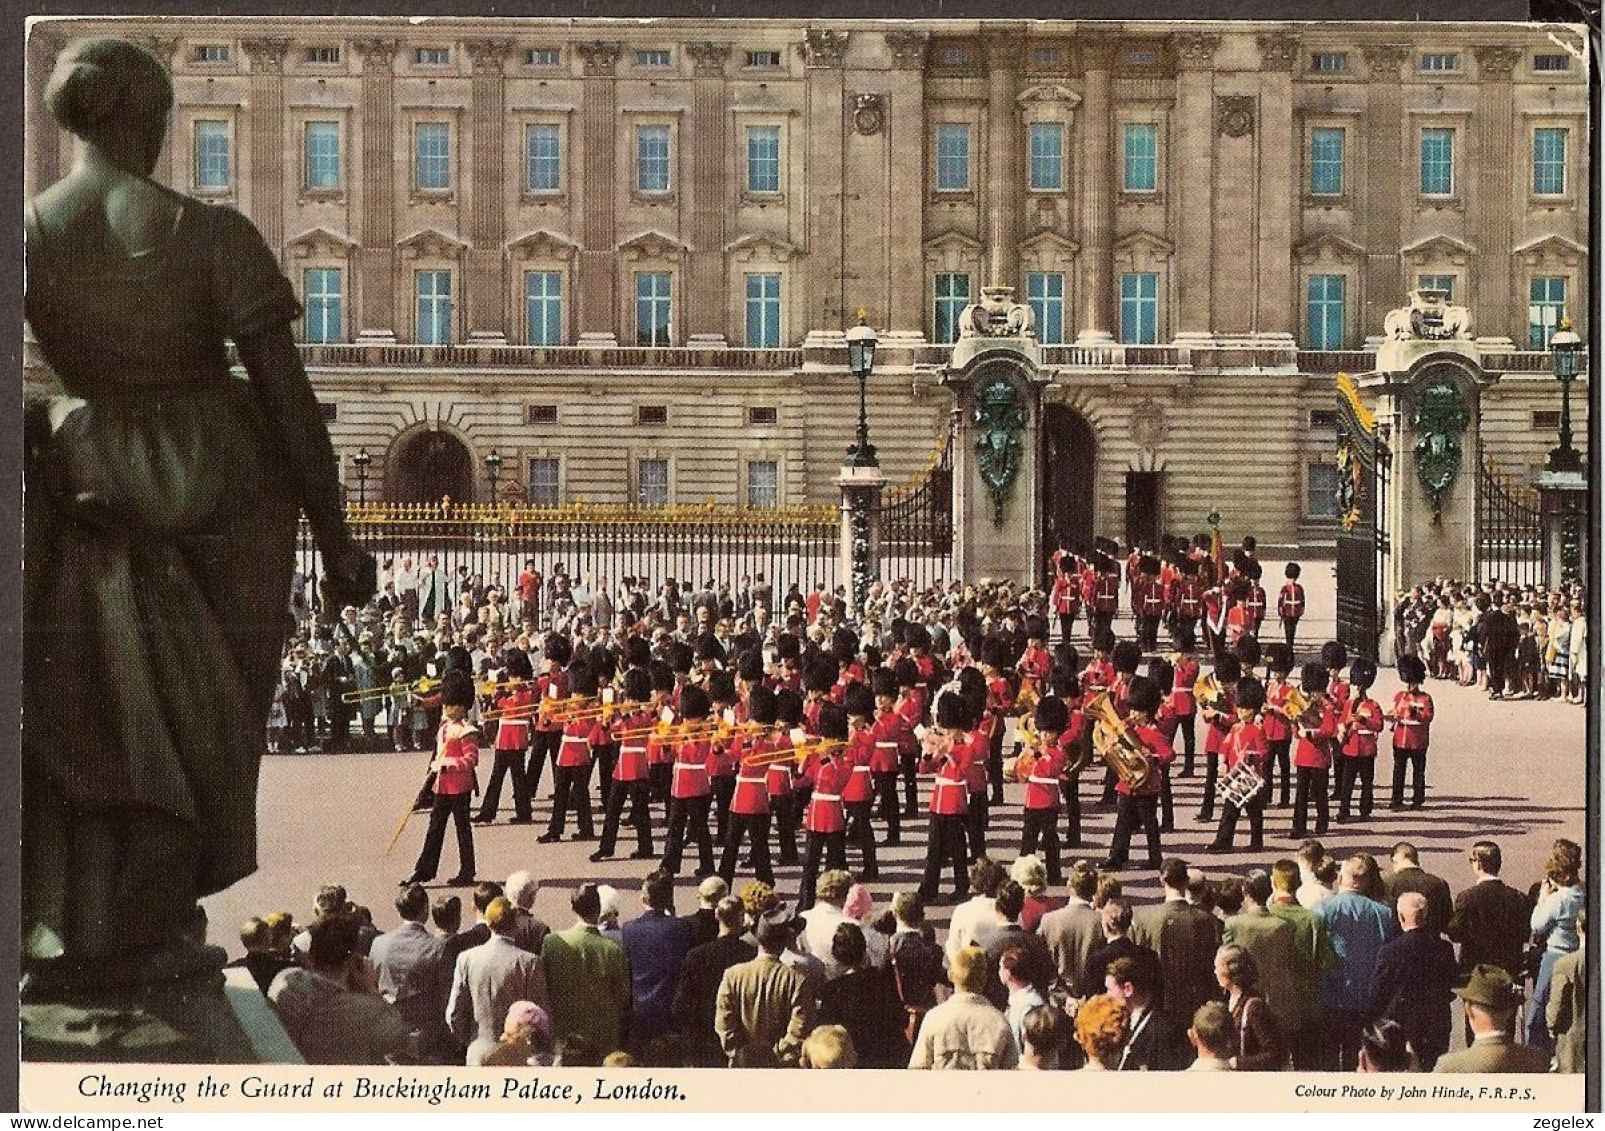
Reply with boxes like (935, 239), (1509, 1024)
(527, 458), (560, 506)
(303, 268), (342, 343)
(1122, 123), (1158, 192)
(525, 123), (561, 192)
(525, 271), (563, 346)
(936, 124), (971, 191)
(1309, 127), (1345, 196)
(304, 121), (341, 191)
(1027, 273), (1065, 344)
(934, 273), (970, 343)
(1119, 273), (1159, 344)
(1306, 274), (1346, 349)
(415, 270), (453, 345)
(414, 123), (451, 191)
(636, 272), (672, 345)
(1420, 128), (1454, 196)
(1417, 274), (1456, 301)
(746, 126), (781, 194)
(637, 125), (671, 193)
(1533, 128), (1567, 195)
(1529, 277), (1566, 349)
(1028, 123), (1065, 191)
(745, 274), (782, 348)
(194, 121), (231, 191)
(637, 459), (670, 507)
(747, 461), (779, 508)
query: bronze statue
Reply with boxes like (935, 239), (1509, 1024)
(23, 38), (375, 982)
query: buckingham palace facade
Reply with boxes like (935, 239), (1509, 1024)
(23, 17), (1590, 550)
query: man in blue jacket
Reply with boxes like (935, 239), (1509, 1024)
(621, 869), (696, 1051)
(1315, 856), (1398, 1069)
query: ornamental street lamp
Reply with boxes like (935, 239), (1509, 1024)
(1546, 317), (1584, 475)
(352, 447), (371, 505)
(484, 449), (504, 501)
(845, 312), (879, 469)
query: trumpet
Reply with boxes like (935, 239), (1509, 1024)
(479, 677), (537, 695)
(342, 676), (439, 704)
(482, 694), (594, 722)
(1084, 691), (1154, 793)
(614, 717), (696, 741)
(1279, 684), (1310, 721)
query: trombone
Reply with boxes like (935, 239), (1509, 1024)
(342, 676), (440, 705)
(482, 694), (594, 723)
(739, 738), (846, 770)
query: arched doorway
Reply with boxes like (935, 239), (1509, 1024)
(387, 429), (475, 504)
(1040, 404), (1096, 581)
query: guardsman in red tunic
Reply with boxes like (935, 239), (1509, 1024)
(1224, 579), (1253, 647)
(475, 648), (536, 825)
(1017, 696), (1070, 884)
(1200, 578), (1227, 658)
(662, 684), (717, 878)
(981, 640), (1016, 806)
(1149, 657), (1180, 833)
(1016, 616), (1052, 711)
(802, 659), (834, 733)
(798, 702), (852, 911)
(1054, 674), (1090, 848)
(718, 685), (778, 888)
(1278, 563), (1306, 654)
(1196, 652), (1241, 825)
(1335, 657), (1382, 822)
(1321, 640), (1352, 717)
(1261, 646), (1296, 808)
(1134, 554), (1168, 653)
(893, 658), (926, 819)
(1051, 554), (1083, 645)
(645, 662), (678, 811)
(1243, 561), (1268, 638)
(1209, 677), (1269, 852)
(870, 669), (912, 845)
(1099, 677), (1174, 872)
(591, 668), (656, 863)
(1082, 630), (1116, 696)
(1168, 627), (1201, 778)
(401, 670), (480, 887)
(916, 691), (975, 905)
(1387, 655), (1434, 811)
(1100, 641), (1144, 804)
(841, 684), (880, 881)
(707, 670), (742, 846)
(768, 690), (805, 865)
(527, 632), (572, 802)
(1290, 663), (1337, 839)
(1091, 547), (1122, 642)
(770, 634), (803, 693)
(540, 668), (599, 843)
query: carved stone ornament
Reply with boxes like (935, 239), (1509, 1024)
(1217, 95), (1255, 138)
(885, 29), (929, 70)
(1335, 435), (1363, 531)
(852, 93), (886, 136)
(1383, 289), (1473, 342)
(1360, 43), (1411, 75)
(1411, 380), (1470, 523)
(1473, 45), (1523, 78)
(687, 41), (731, 77)
(241, 37), (289, 70)
(466, 40), (513, 72)
(973, 375), (1028, 527)
(960, 286), (1035, 341)
(1131, 399), (1167, 451)
(576, 40), (622, 76)
(1172, 31), (1221, 70)
(1256, 32), (1301, 72)
(802, 29), (849, 68)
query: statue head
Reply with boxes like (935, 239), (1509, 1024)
(47, 38), (174, 177)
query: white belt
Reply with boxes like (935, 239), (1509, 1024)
(736, 776), (767, 786)
(813, 793), (842, 802)
(673, 763), (706, 776)
(875, 742), (899, 749)
(1028, 776), (1060, 785)
(935, 777), (965, 788)
(852, 765), (871, 773)
(621, 744), (646, 755)
(561, 735), (587, 744)
(1397, 719), (1423, 725)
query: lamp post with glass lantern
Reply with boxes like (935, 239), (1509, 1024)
(353, 447), (371, 506)
(1535, 315), (1588, 586)
(484, 449), (503, 503)
(845, 313), (879, 469)
(1546, 318), (1583, 475)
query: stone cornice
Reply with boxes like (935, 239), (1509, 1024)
(242, 37), (290, 71)
(466, 39), (513, 73)
(885, 29), (929, 71)
(801, 29), (848, 69)
(1360, 43), (1412, 77)
(1171, 31), (1221, 71)
(1473, 45), (1523, 79)
(577, 40), (621, 77)
(1256, 31), (1300, 72)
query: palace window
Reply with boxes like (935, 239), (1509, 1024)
(1306, 274), (1346, 349)
(527, 458), (560, 506)
(748, 406), (778, 425)
(527, 48), (561, 66)
(1420, 128), (1455, 196)
(525, 123), (562, 192)
(525, 271), (563, 346)
(1534, 53), (1572, 72)
(934, 272), (970, 344)
(1306, 462), (1340, 520)
(303, 268), (343, 343)
(1311, 51), (1348, 73)
(745, 274), (782, 348)
(747, 460), (779, 508)
(1419, 52), (1460, 73)
(745, 126), (781, 194)
(746, 50), (781, 67)
(1309, 127), (1345, 196)
(415, 47), (451, 65)
(936, 124), (971, 191)
(1027, 272), (1065, 345)
(304, 121), (341, 191)
(1533, 127), (1567, 196)
(638, 405), (668, 425)
(1529, 276), (1566, 349)
(637, 459), (670, 507)
(636, 125), (671, 193)
(636, 49), (672, 67)
(636, 272), (672, 346)
(1122, 123), (1158, 193)
(415, 270), (453, 345)
(414, 122), (451, 191)
(527, 405), (558, 425)
(196, 44), (230, 63)
(194, 120), (231, 192)
(1119, 272), (1159, 344)
(305, 46), (341, 64)
(1417, 274), (1456, 301)
(1028, 122), (1065, 191)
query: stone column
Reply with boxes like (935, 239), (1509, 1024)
(1255, 32), (1299, 337)
(577, 41), (621, 345)
(1359, 44), (1410, 341)
(1537, 469), (1588, 589)
(1172, 32), (1220, 339)
(884, 31), (928, 337)
(686, 41), (732, 347)
(983, 30), (1023, 289)
(948, 347), (1043, 583)
(1075, 42), (1114, 344)
(837, 467), (886, 616)
(355, 39), (399, 340)
(803, 30), (849, 334)
(466, 40), (511, 343)
(242, 38), (289, 253)
(1473, 45), (1523, 336)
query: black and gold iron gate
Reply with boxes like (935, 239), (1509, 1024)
(1334, 375), (1392, 660)
(1477, 461), (1546, 588)
(880, 432), (956, 593)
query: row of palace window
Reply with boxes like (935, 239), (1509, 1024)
(300, 266), (1571, 350)
(517, 456), (780, 508)
(186, 116), (1574, 201)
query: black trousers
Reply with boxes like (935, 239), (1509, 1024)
(899, 753), (919, 818)
(594, 744), (617, 810)
(873, 771), (903, 843)
(327, 708), (353, 750)
(663, 794), (714, 875)
(1266, 738), (1292, 806)
(410, 793), (474, 882)
(1485, 647), (1514, 695)
(1211, 794), (1265, 850)
(1282, 617), (1300, 655)
(597, 778), (653, 857)
(845, 798), (879, 879)
(966, 792), (989, 862)
(649, 762), (672, 810)
(1335, 757), (1375, 819)
(1063, 775), (1084, 846)
(1159, 768), (1175, 832)
(1176, 714), (1197, 776)
(1197, 751), (1221, 820)
(1091, 610), (1115, 641)
(770, 793), (800, 864)
(1107, 793), (1163, 869)
(1171, 616), (1199, 651)
(1020, 808), (1062, 882)
(987, 726), (1006, 804)
(545, 763), (595, 838)
(527, 730), (562, 798)
(799, 829), (847, 910)
(1326, 1008), (1367, 1072)
(712, 776), (736, 844)
(1291, 766), (1330, 837)
(1057, 611), (1077, 645)
(1136, 616), (1160, 653)
(1099, 764), (1118, 805)
(1391, 747), (1427, 808)
(918, 815), (969, 903)
(477, 748), (531, 821)
(718, 812), (774, 887)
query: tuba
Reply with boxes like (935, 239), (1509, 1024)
(1083, 692), (1154, 793)
(1193, 672), (1225, 713)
